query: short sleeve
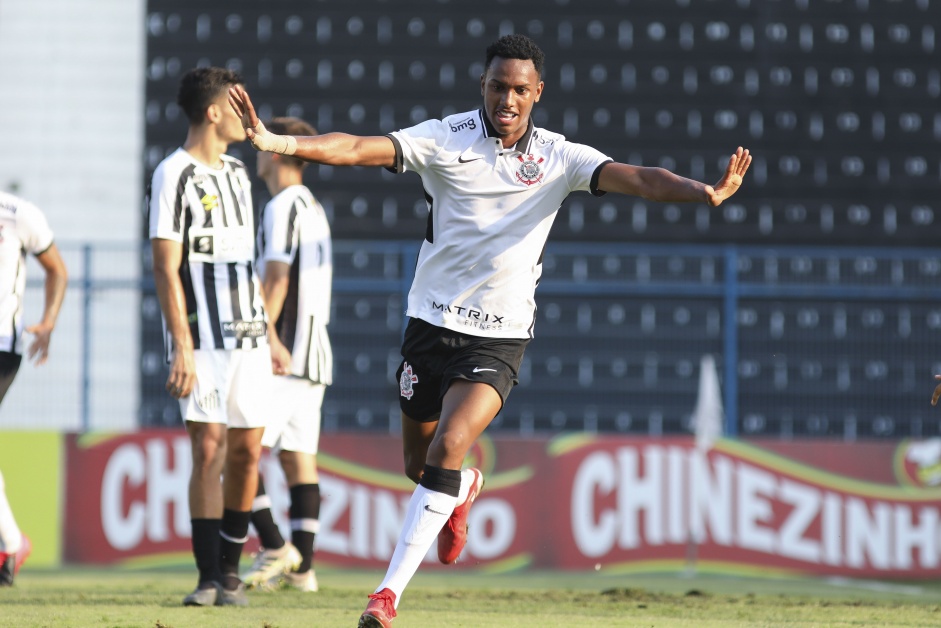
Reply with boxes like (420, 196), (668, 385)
(15, 200), (54, 255)
(260, 195), (298, 266)
(386, 118), (449, 175)
(562, 141), (614, 197)
(148, 161), (186, 242)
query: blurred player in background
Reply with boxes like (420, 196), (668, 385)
(241, 116), (333, 593)
(148, 66), (271, 607)
(231, 34), (751, 627)
(0, 190), (68, 586)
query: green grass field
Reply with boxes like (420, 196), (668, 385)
(2, 566), (940, 627)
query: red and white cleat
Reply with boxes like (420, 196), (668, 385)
(437, 468), (484, 564)
(358, 588), (397, 628)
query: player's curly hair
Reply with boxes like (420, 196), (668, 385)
(177, 66), (244, 124)
(485, 34), (545, 77)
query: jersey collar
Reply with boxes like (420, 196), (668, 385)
(479, 109), (536, 155)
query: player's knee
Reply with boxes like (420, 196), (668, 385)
(403, 455), (423, 484)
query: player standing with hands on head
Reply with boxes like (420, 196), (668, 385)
(0, 190), (68, 586)
(230, 34), (751, 627)
(149, 66), (272, 607)
(241, 116), (333, 593)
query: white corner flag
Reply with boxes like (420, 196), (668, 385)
(691, 354), (724, 451)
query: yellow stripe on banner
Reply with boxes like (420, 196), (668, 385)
(716, 439), (941, 500)
(477, 553), (533, 574)
(0, 431), (62, 567)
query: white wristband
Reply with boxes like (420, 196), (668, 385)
(272, 134), (297, 156)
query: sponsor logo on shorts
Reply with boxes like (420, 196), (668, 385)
(424, 504), (450, 515)
(400, 362), (419, 400)
(197, 389), (221, 412)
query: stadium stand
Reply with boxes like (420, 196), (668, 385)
(143, 0), (941, 439)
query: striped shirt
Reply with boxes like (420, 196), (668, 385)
(0, 191), (55, 354)
(148, 148), (266, 355)
(257, 185), (333, 385)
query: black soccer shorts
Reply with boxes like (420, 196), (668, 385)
(395, 317), (530, 422)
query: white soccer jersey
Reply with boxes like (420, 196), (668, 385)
(0, 191), (55, 354)
(257, 185), (333, 384)
(388, 109), (612, 339)
(148, 148), (266, 355)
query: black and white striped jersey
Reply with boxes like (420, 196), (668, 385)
(257, 185), (333, 385)
(387, 109), (612, 339)
(148, 148), (267, 355)
(0, 191), (55, 355)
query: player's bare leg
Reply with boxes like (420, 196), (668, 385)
(183, 421), (226, 605)
(360, 381), (499, 626)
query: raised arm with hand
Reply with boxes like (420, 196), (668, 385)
(597, 146), (752, 206)
(229, 85), (396, 168)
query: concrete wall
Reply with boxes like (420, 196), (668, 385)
(0, 0), (145, 429)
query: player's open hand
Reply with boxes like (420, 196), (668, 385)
(931, 374), (941, 406)
(166, 347), (196, 399)
(228, 85), (287, 153)
(269, 335), (293, 376)
(705, 147), (752, 207)
(25, 322), (53, 366)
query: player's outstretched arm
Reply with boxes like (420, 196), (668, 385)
(228, 85), (395, 168)
(597, 147), (751, 207)
(930, 374), (941, 406)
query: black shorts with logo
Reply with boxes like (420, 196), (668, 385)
(395, 317), (530, 422)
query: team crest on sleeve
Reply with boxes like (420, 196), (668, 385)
(400, 362), (419, 399)
(516, 154), (545, 186)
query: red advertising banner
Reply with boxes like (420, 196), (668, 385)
(64, 431), (941, 578)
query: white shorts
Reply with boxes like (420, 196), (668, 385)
(261, 376), (325, 454)
(178, 348), (273, 429)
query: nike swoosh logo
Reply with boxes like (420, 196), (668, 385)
(472, 367), (497, 373)
(424, 504), (451, 515)
(458, 155), (482, 163)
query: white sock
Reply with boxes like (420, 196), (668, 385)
(376, 484), (458, 606)
(455, 468), (477, 506)
(0, 470), (22, 554)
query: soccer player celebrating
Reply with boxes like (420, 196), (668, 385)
(242, 116), (333, 593)
(230, 34), (751, 627)
(149, 67), (272, 607)
(0, 190), (68, 586)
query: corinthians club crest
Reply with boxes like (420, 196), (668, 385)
(516, 154), (544, 186)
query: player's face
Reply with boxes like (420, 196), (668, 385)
(481, 57), (543, 148)
(214, 88), (248, 144)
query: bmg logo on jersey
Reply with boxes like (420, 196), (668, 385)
(449, 117), (477, 132)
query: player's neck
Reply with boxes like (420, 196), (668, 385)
(266, 168), (303, 196)
(183, 126), (228, 168)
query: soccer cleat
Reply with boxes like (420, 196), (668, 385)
(219, 581), (249, 606)
(241, 542), (302, 589)
(0, 534), (32, 586)
(358, 588), (397, 628)
(182, 581), (222, 606)
(437, 468), (483, 564)
(282, 569), (318, 592)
